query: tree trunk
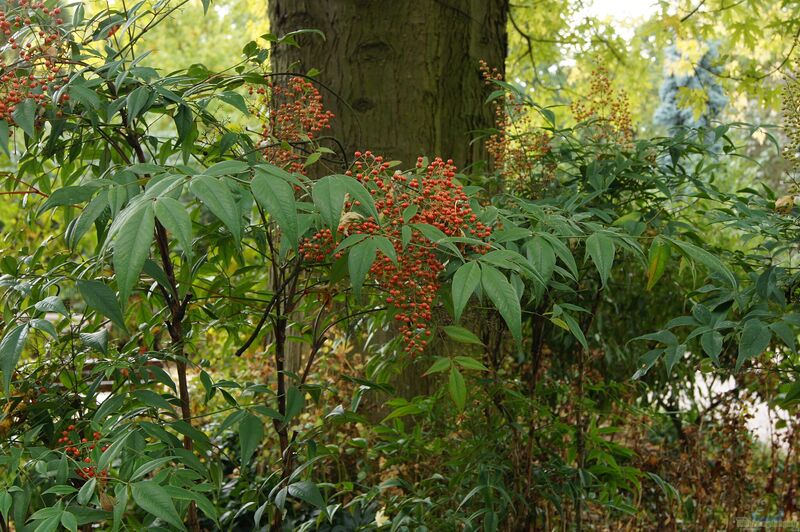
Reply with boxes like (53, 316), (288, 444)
(268, 0), (508, 172)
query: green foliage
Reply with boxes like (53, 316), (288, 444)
(0, 1), (797, 531)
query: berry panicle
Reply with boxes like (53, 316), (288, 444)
(302, 152), (492, 355)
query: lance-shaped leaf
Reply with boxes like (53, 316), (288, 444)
(646, 237), (671, 290)
(131, 481), (185, 531)
(312, 175), (347, 231)
(190, 175), (241, 240)
(154, 197), (193, 259)
(0, 324), (28, 395)
(113, 201), (155, 304)
(239, 412), (263, 468)
(452, 262), (481, 322)
(77, 280), (127, 331)
(585, 232), (615, 288)
(348, 237), (377, 299)
(481, 265), (521, 344)
(736, 319), (771, 371)
(252, 169), (299, 249)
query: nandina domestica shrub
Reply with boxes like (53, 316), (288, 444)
(301, 152), (492, 354)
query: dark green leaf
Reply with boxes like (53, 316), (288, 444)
(77, 477), (96, 506)
(190, 175), (241, 239)
(423, 357), (451, 376)
(154, 197), (193, 258)
(39, 186), (97, 214)
(77, 280), (127, 331)
(0, 324), (28, 395)
(113, 202), (155, 304)
(481, 266), (521, 343)
(665, 343), (685, 375)
(60, 511), (78, 532)
(585, 232), (615, 288)
(285, 385), (304, 421)
(736, 319), (771, 371)
(12, 98), (36, 137)
(34, 296), (68, 316)
(668, 237), (737, 288)
(218, 91), (250, 115)
(204, 160), (249, 176)
(701, 331), (723, 365)
(453, 356), (490, 371)
(312, 175), (347, 230)
(79, 330), (108, 354)
(448, 366), (467, 410)
(131, 481), (185, 530)
(442, 325), (483, 345)
(126, 86), (152, 123)
(239, 412), (263, 468)
(287, 480), (325, 510)
(348, 237), (377, 299)
(252, 169), (299, 249)
(452, 262), (481, 322)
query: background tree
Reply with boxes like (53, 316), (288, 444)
(268, 0), (509, 172)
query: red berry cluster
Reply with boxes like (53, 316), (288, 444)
(57, 424), (109, 480)
(302, 152), (492, 354)
(249, 76), (334, 174)
(0, 1), (67, 123)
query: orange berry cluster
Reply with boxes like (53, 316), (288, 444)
(249, 76), (334, 174)
(570, 68), (634, 147)
(57, 424), (109, 480)
(479, 60), (555, 195)
(302, 152), (492, 355)
(0, 1), (66, 123)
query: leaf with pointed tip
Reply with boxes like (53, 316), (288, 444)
(34, 296), (68, 316)
(0, 324), (28, 395)
(287, 481), (326, 511)
(12, 98), (35, 137)
(348, 237), (377, 299)
(668, 237), (737, 288)
(701, 330), (723, 365)
(423, 357), (451, 376)
(131, 481), (185, 531)
(113, 201), (154, 304)
(448, 366), (467, 410)
(443, 325), (483, 345)
(80, 330), (108, 354)
(312, 175), (347, 231)
(452, 262), (481, 322)
(646, 237), (671, 290)
(736, 319), (771, 371)
(338, 175), (379, 222)
(453, 356), (490, 371)
(77, 280), (127, 331)
(665, 343), (685, 375)
(154, 197), (193, 259)
(190, 175), (241, 240)
(67, 194), (108, 249)
(481, 266), (521, 343)
(585, 232), (615, 288)
(204, 160), (249, 176)
(239, 413), (263, 468)
(252, 169), (299, 249)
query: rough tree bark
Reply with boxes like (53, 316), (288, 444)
(268, 0), (508, 172)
